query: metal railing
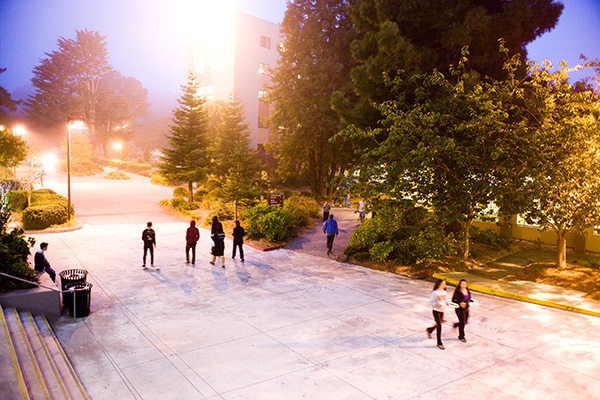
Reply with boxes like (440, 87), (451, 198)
(0, 272), (85, 319)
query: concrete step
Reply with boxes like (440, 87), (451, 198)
(0, 304), (29, 399)
(3, 307), (50, 399)
(33, 315), (88, 400)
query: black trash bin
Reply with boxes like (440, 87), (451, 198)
(59, 269), (88, 308)
(68, 283), (93, 318)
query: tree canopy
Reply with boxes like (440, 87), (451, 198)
(0, 68), (20, 126)
(269, 0), (358, 195)
(0, 126), (28, 172)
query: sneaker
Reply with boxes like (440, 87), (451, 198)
(426, 329), (431, 339)
(327, 250), (330, 255)
(437, 344), (445, 350)
(241, 259), (245, 263)
(232, 256), (235, 259)
(222, 265), (225, 269)
(209, 262), (215, 266)
(459, 338), (467, 342)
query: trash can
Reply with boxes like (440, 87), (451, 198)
(68, 283), (93, 318)
(59, 269), (88, 308)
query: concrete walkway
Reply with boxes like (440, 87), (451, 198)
(31, 223), (600, 400)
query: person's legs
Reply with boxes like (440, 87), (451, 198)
(149, 245), (154, 266)
(143, 244), (149, 265)
(191, 243), (196, 264)
(456, 308), (467, 340)
(327, 234), (335, 253)
(44, 266), (56, 283)
(433, 311), (444, 346)
(239, 244), (244, 261)
(232, 243), (237, 258)
(186, 243), (191, 263)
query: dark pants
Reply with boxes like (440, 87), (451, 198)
(454, 308), (469, 340)
(322, 211), (329, 221)
(143, 243), (154, 265)
(232, 242), (244, 260)
(40, 266), (56, 283)
(427, 310), (444, 346)
(186, 242), (197, 264)
(326, 234), (336, 252)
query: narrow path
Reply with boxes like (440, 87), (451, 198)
(285, 206), (362, 259)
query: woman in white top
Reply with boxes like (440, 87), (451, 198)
(426, 279), (449, 350)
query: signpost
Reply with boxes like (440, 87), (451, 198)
(268, 193), (284, 207)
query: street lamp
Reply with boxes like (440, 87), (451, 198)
(67, 119), (87, 221)
(113, 141), (122, 171)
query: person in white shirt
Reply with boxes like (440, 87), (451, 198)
(356, 198), (367, 222)
(426, 279), (449, 350)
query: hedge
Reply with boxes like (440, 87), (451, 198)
(22, 203), (69, 230)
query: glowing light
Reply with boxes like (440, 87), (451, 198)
(13, 125), (26, 136)
(113, 141), (123, 151)
(42, 153), (57, 171)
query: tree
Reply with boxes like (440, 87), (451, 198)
(269, 0), (358, 195)
(160, 72), (211, 201)
(0, 68), (20, 126)
(0, 126), (28, 177)
(25, 30), (148, 151)
(217, 142), (261, 220)
(209, 93), (256, 179)
(505, 60), (600, 268)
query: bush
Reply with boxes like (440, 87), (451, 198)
(104, 171), (130, 180)
(471, 227), (511, 249)
(205, 203), (235, 225)
(178, 201), (199, 211)
(121, 162), (152, 176)
(57, 160), (103, 176)
(22, 203), (69, 230)
(283, 195), (319, 228)
(173, 187), (188, 199)
(151, 172), (174, 186)
(6, 190), (28, 211)
(243, 203), (295, 242)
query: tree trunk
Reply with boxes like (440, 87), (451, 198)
(188, 181), (194, 202)
(463, 219), (472, 259)
(556, 228), (567, 268)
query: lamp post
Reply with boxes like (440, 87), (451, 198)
(113, 141), (122, 171)
(67, 119), (87, 221)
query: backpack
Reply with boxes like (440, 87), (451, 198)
(144, 229), (153, 242)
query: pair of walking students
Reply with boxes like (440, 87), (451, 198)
(141, 218), (245, 268)
(426, 278), (474, 350)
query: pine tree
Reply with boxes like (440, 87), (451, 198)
(160, 72), (211, 201)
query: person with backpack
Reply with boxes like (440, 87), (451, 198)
(186, 220), (200, 265)
(142, 221), (156, 268)
(232, 220), (245, 263)
(209, 216), (225, 268)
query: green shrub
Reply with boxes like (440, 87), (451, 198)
(471, 227), (511, 249)
(122, 162), (152, 175)
(22, 203), (69, 230)
(151, 172), (174, 186)
(6, 190), (28, 211)
(0, 228), (39, 292)
(205, 203), (235, 224)
(243, 203), (295, 242)
(104, 171), (130, 180)
(178, 201), (199, 211)
(173, 187), (188, 199)
(57, 160), (103, 176)
(283, 195), (319, 228)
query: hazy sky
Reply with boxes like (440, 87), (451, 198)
(1, 0), (599, 99)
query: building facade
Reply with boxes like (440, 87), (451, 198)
(189, 11), (280, 148)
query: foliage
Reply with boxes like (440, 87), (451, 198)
(0, 224), (38, 292)
(243, 203), (295, 242)
(170, 198), (199, 211)
(62, 131), (93, 161)
(159, 72), (211, 201)
(173, 187), (188, 199)
(283, 194), (319, 228)
(269, 0), (357, 195)
(57, 159), (104, 176)
(150, 172), (173, 186)
(0, 67), (21, 126)
(344, 204), (457, 265)
(471, 227), (511, 250)
(25, 30), (148, 149)
(0, 125), (28, 169)
(205, 203), (235, 225)
(104, 171), (130, 180)
(14, 189), (71, 230)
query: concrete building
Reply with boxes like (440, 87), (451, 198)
(189, 11), (281, 149)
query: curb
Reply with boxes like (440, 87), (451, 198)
(244, 242), (282, 252)
(433, 273), (600, 318)
(24, 221), (84, 235)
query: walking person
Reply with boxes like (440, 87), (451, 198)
(232, 220), (245, 263)
(323, 214), (339, 256)
(322, 202), (331, 222)
(142, 221), (156, 268)
(186, 220), (200, 265)
(34, 242), (57, 283)
(209, 216), (225, 268)
(426, 279), (449, 350)
(452, 279), (473, 342)
(357, 198), (367, 223)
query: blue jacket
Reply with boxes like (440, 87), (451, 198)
(323, 219), (338, 235)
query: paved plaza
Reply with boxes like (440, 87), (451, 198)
(31, 222), (600, 400)
(22, 170), (600, 399)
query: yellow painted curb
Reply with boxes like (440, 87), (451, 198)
(433, 273), (600, 318)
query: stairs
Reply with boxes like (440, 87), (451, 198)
(0, 304), (88, 399)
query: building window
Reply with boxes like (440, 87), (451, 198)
(197, 85), (214, 100)
(205, 59), (214, 73)
(258, 90), (268, 100)
(258, 63), (270, 75)
(260, 35), (271, 49)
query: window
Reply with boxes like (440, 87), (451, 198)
(196, 85), (214, 100)
(260, 35), (271, 49)
(204, 59), (214, 73)
(258, 63), (270, 75)
(258, 90), (268, 100)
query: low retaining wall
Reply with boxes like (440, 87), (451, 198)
(0, 287), (61, 318)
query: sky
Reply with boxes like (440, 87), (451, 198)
(1, 0), (599, 101)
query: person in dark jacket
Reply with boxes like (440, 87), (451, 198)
(232, 220), (245, 263)
(142, 221), (156, 268)
(323, 214), (339, 255)
(210, 216), (225, 268)
(186, 220), (200, 264)
(34, 242), (56, 283)
(452, 279), (473, 342)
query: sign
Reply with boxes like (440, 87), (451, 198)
(268, 193), (284, 207)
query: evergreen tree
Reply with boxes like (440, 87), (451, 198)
(269, 0), (358, 195)
(160, 72), (211, 201)
(0, 68), (20, 126)
(0, 126), (28, 177)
